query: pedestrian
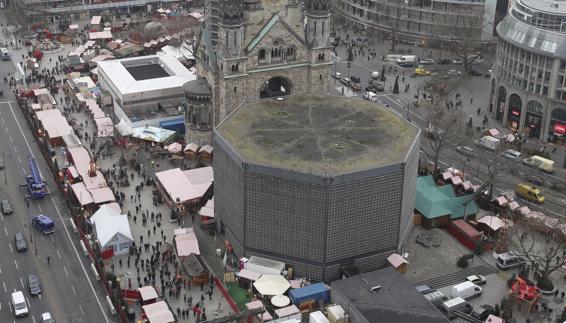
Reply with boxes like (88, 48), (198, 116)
(47, 256), (50, 264)
(153, 225), (157, 235)
(208, 288), (213, 300)
(148, 229), (151, 237)
(119, 259), (123, 268)
(561, 291), (565, 301)
(140, 235), (143, 244)
(477, 107), (481, 115)
(554, 289), (559, 298)
(133, 215), (137, 224)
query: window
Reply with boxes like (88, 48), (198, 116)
(233, 31), (237, 47)
(314, 21), (317, 35)
(120, 242), (129, 250)
(322, 21), (325, 36)
(234, 86), (237, 93)
(259, 49), (266, 61)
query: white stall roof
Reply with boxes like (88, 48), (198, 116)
(91, 16), (102, 25)
(238, 269), (262, 281)
(142, 301), (175, 323)
(174, 228), (200, 256)
(138, 286), (158, 301)
(89, 30), (112, 40)
(90, 204), (133, 247)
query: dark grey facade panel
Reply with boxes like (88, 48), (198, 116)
(353, 251), (391, 274)
(245, 162), (405, 185)
(214, 145), (245, 243)
(326, 172), (404, 262)
(214, 133), (245, 170)
(399, 140), (420, 250)
(244, 172), (327, 263)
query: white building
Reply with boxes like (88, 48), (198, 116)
(97, 53), (195, 128)
(90, 204), (134, 256)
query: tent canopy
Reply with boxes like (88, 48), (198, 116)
(142, 301), (175, 323)
(139, 286), (158, 301)
(253, 274), (291, 296)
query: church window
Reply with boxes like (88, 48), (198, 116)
(314, 22), (317, 35)
(234, 86), (237, 93)
(319, 74), (322, 80)
(225, 31), (229, 46)
(322, 21), (325, 36)
(259, 49), (266, 60)
(233, 31), (237, 47)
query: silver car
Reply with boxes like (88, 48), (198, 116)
(456, 146), (475, 157)
(501, 149), (522, 161)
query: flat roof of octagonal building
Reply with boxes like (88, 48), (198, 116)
(215, 94), (420, 177)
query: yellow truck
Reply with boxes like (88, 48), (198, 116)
(515, 183), (544, 204)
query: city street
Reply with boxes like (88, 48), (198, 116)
(0, 63), (112, 321)
(330, 47), (566, 218)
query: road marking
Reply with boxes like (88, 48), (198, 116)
(25, 297), (30, 310)
(4, 226), (7, 236)
(38, 205), (42, 213)
(13, 260), (18, 271)
(1, 118), (4, 124)
(9, 243), (12, 253)
(17, 156), (21, 164)
(32, 315), (35, 323)
(71, 284), (76, 296)
(19, 277), (23, 288)
(3, 281), (6, 292)
(63, 266), (69, 277)
(50, 235), (54, 242)
(0, 213), (3, 221)
(38, 294), (41, 300)
(79, 303), (85, 315)
(9, 137), (12, 143)
(12, 146), (16, 153)
(0, 101), (14, 104)
(8, 102), (131, 323)
(21, 167), (25, 174)
(57, 249), (61, 259)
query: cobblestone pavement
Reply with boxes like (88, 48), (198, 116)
(2, 17), (233, 321)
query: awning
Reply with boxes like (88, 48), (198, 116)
(184, 143), (198, 153)
(507, 201), (520, 211)
(477, 215), (509, 231)
(238, 269), (262, 281)
(493, 196), (508, 206)
(387, 253), (408, 268)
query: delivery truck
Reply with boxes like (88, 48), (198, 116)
(474, 135), (500, 151)
(397, 55), (416, 67)
(450, 281), (483, 300)
(522, 155), (554, 173)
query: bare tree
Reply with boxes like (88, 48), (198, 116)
(423, 105), (459, 175)
(386, 0), (408, 52)
(513, 224), (566, 291)
(444, 10), (491, 72)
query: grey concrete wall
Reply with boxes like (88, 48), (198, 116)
(398, 134), (420, 251)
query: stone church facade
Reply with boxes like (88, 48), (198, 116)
(183, 0), (333, 144)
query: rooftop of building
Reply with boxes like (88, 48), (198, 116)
(331, 267), (450, 323)
(518, 0), (566, 15)
(97, 53), (195, 95)
(216, 94), (419, 176)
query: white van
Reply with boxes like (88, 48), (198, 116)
(363, 91), (377, 101)
(496, 252), (527, 270)
(0, 47), (9, 61)
(439, 297), (473, 319)
(450, 281), (482, 300)
(11, 290), (29, 317)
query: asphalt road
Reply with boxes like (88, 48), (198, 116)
(0, 60), (112, 322)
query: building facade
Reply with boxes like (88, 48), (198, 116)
(332, 0), (501, 45)
(194, 0), (332, 131)
(213, 94), (420, 281)
(489, 0), (566, 144)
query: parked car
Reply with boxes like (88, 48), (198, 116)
(415, 66), (431, 76)
(526, 175), (544, 186)
(332, 72), (342, 79)
(415, 285), (448, 308)
(40, 312), (54, 323)
(350, 75), (361, 83)
(339, 78), (350, 86)
(456, 146), (475, 157)
(372, 83), (384, 92)
(350, 83), (361, 92)
(14, 232), (27, 252)
(484, 69), (492, 77)
(451, 281), (483, 300)
(27, 274), (41, 296)
(469, 69), (482, 76)
(452, 58), (464, 64)
(1, 199), (13, 215)
(501, 149), (522, 161)
(419, 58), (434, 65)
(465, 274), (486, 286)
(471, 305), (495, 321)
(438, 58), (452, 65)
(447, 69), (462, 76)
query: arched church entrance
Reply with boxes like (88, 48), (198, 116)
(260, 76), (293, 99)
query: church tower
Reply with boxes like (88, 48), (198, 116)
(216, 0), (246, 123)
(305, 0), (331, 48)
